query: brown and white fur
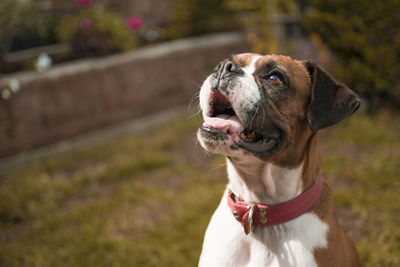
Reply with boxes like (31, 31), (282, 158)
(197, 53), (361, 267)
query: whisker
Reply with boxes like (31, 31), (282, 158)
(211, 163), (226, 171)
(192, 81), (203, 88)
(194, 136), (199, 145)
(202, 149), (211, 157)
(189, 109), (202, 119)
(250, 102), (260, 130)
(188, 91), (200, 112)
(260, 103), (266, 130)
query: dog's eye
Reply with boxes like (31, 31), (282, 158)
(266, 74), (285, 87)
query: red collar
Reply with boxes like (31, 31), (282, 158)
(227, 174), (323, 234)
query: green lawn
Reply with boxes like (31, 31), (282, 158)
(0, 110), (399, 266)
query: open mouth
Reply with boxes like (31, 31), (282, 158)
(200, 90), (280, 154)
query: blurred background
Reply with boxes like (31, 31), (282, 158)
(0, 0), (399, 266)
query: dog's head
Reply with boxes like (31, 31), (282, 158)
(197, 53), (360, 165)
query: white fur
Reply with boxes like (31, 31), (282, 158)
(226, 159), (304, 204)
(230, 55), (261, 113)
(198, 160), (329, 267)
(199, 202), (328, 267)
(199, 76), (212, 119)
(242, 55), (261, 76)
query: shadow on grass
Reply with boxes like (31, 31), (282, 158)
(0, 110), (399, 266)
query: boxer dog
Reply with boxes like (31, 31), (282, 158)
(197, 53), (361, 267)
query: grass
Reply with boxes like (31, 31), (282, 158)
(320, 110), (400, 266)
(0, 110), (399, 266)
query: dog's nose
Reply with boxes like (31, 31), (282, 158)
(218, 60), (244, 77)
(224, 61), (239, 73)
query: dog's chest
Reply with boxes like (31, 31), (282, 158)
(199, 197), (328, 267)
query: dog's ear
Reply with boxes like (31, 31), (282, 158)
(305, 61), (361, 131)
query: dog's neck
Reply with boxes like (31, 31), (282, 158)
(226, 133), (321, 205)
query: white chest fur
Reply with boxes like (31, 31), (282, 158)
(199, 159), (328, 267)
(198, 193), (328, 267)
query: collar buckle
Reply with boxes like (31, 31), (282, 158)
(244, 204), (257, 234)
(227, 174), (324, 235)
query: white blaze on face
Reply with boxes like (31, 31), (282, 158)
(242, 55), (262, 76)
(229, 55), (262, 113)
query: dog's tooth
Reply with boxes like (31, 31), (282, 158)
(223, 126), (229, 133)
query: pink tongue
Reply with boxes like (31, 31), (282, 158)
(203, 115), (244, 135)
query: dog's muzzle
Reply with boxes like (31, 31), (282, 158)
(200, 88), (281, 155)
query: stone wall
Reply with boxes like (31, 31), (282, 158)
(0, 32), (248, 157)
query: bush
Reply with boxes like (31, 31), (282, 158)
(56, 7), (137, 58)
(0, 0), (51, 73)
(223, 0), (288, 54)
(303, 0), (400, 109)
(165, 0), (298, 54)
(164, 0), (238, 39)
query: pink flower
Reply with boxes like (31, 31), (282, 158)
(79, 18), (93, 30)
(127, 16), (142, 30)
(77, 0), (91, 5)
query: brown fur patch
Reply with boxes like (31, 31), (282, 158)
(229, 53), (361, 265)
(252, 55), (314, 168)
(312, 183), (362, 266)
